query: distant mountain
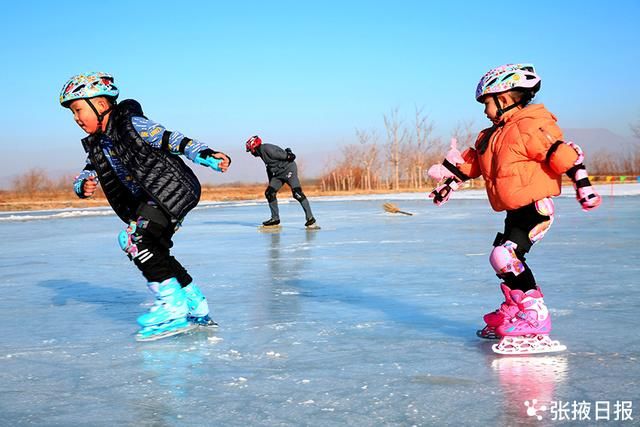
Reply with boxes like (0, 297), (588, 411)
(563, 128), (639, 156)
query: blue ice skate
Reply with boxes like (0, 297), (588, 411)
(136, 278), (196, 342)
(183, 283), (218, 327)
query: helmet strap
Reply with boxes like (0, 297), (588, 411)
(84, 98), (114, 133)
(493, 94), (523, 118)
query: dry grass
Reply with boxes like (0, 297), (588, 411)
(0, 182), (441, 212)
(1, 176), (636, 212)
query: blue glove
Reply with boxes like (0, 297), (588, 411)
(195, 149), (223, 172)
(73, 178), (85, 197)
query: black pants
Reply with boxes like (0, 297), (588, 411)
(265, 169), (314, 221)
(122, 204), (192, 287)
(494, 202), (551, 292)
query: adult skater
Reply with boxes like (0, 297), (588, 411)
(246, 135), (317, 228)
(60, 72), (231, 341)
(427, 64), (601, 354)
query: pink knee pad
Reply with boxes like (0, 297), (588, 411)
(489, 241), (525, 276)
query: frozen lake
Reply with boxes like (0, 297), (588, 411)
(1, 185), (639, 426)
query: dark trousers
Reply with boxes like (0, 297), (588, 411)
(494, 202), (552, 292)
(265, 172), (314, 221)
(122, 204), (192, 287)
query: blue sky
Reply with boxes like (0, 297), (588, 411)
(1, 0), (639, 184)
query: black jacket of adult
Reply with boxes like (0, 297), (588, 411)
(81, 99), (201, 224)
(256, 143), (296, 179)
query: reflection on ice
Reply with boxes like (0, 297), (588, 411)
(491, 356), (569, 425)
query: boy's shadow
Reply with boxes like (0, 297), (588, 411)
(38, 279), (146, 323)
(38, 274), (476, 342)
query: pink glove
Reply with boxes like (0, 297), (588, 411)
(576, 185), (601, 211)
(427, 138), (467, 206)
(427, 138), (465, 181)
(429, 177), (461, 206)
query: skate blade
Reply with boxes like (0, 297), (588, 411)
(476, 328), (500, 340)
(258, 225), (282, 232)
(305, 225), (321, 231)
(188, 315), (219, 328)
(136, 323), (198, 342)
(492, 335), (567, 355)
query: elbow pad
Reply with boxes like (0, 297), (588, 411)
(545, 140), (583, 175)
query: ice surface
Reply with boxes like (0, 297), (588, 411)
(1, 186), (638, 426)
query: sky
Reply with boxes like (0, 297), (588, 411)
(1, 0), (639, 185)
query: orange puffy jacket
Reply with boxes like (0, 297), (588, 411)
(458, 104), (578, 212)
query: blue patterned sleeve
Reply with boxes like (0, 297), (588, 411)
(73, 159), (98, 198)
(131, 116), (211, 163)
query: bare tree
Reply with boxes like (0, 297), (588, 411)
(619, 148), (640, 175)
(384, 108), (407, 190)
(587, 149), (620, 176)
(54, 174), (76, 191)
(11, 168), (52, 196)
(631, 117), (640, 139)
(340, 144), (360, 191)
(296, 157), (306, 182)
(451, 119), (476, 148)
(413, 107), (442, 189)
(355, 128), (380, 191)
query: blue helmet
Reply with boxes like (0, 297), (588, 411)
(60, 72), (119, 107)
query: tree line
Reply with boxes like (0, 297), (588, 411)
(318, 108), (478, 192)
(4, 113), (640, 196)
(318, 109), (640, 192)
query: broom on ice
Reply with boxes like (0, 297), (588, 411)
(383, 202), (413, 216)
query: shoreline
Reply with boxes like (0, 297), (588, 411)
(1, 182), (639, 213)
(0, 185), (439, 212)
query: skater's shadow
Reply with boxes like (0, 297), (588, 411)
(286, 278), (474, 340)
(38, 279), (146, 323)
(264, 231), (473, 339)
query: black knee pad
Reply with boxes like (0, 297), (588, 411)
(492, 232), (505, 247)
(493, 232), (529, 257)
(265, 186), (278, 203)
(292, 187), (306, 202)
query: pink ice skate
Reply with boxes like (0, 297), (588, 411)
(493, 288), (566, 355)
(476, 283), (520, 339)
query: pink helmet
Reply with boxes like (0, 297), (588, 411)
(475, 64), (541, 102)
(245, 135), (262, 153)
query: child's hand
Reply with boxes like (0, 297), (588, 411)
(196, 149), (232, 173)
(83, 176), (98, 197)
(213, 152), (231, 172)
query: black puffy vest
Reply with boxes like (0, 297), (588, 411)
(81, 99), (201, 223)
